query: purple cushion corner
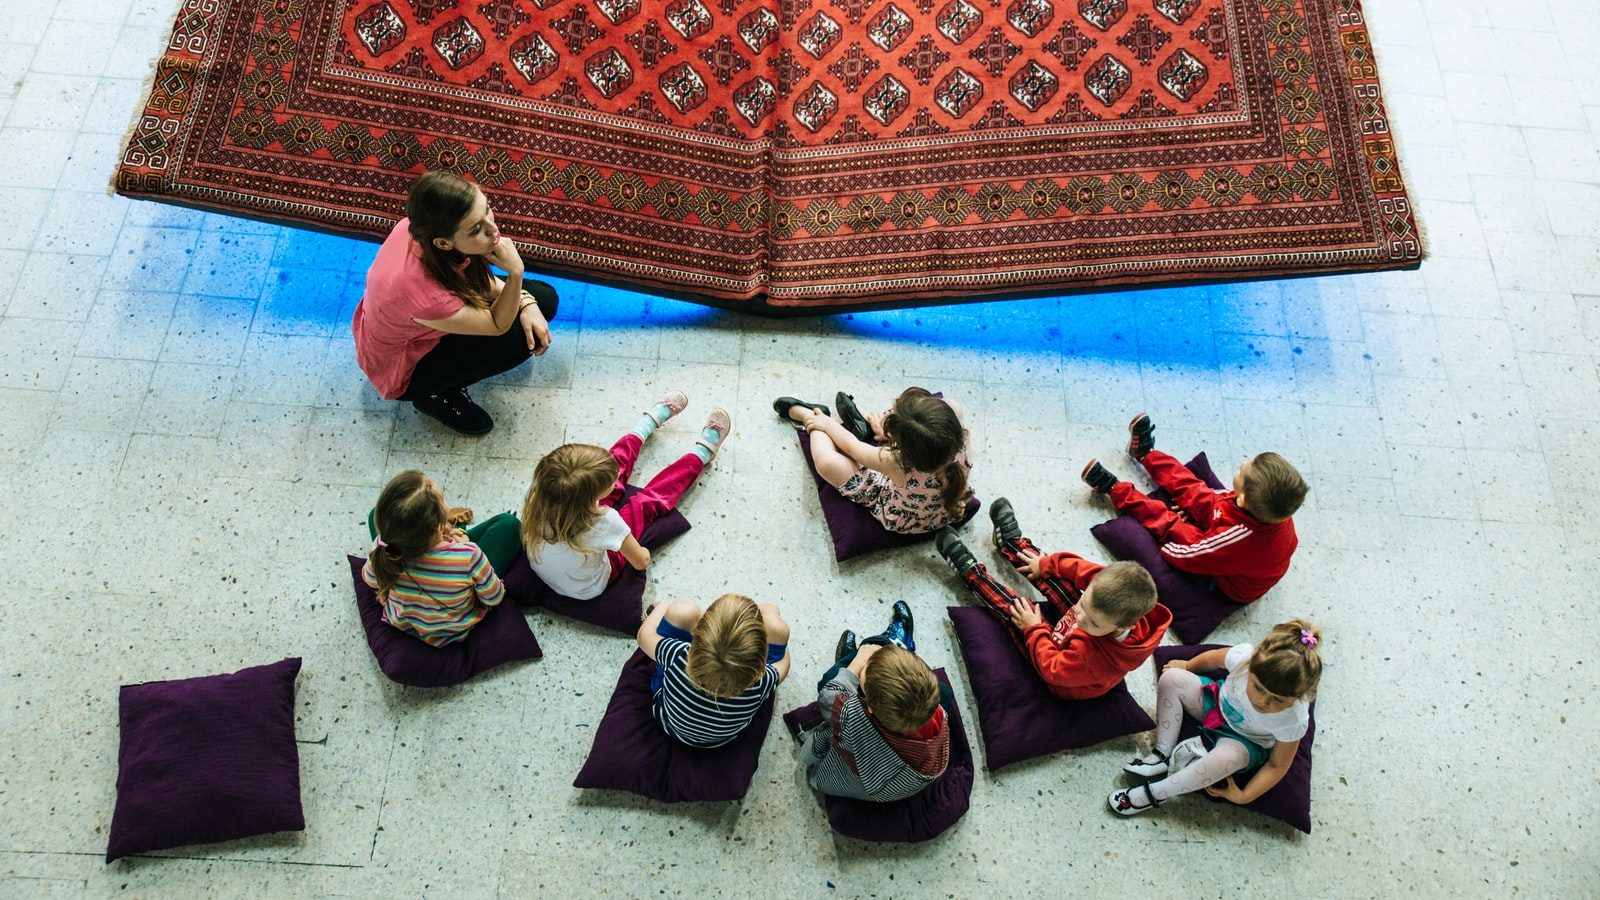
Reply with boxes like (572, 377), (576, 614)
(573, 650), (773, 803)
(107, 657), (306, 862)
(946, 606), (1153, 771)
(346, 555), (541, 688)
(1089, 453), (1244, 643)
(1152, 643), (1316, 834)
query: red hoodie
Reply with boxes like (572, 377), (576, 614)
(1022, 553), (1172, 700)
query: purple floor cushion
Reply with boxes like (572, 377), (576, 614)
(782, 668), (974, 843)
(347, 556), (542, 688)
(1153, 643), (1316, 834)
(107, 658), (305, 862)
(1090, 453), (1244, 643)
(501, 485), (692, 635)
(573, 650), (773, 802)
(795, 428), (981, 562)
(947, 607), (1154, 771)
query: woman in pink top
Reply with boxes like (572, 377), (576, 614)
(352, 171), (559, 435)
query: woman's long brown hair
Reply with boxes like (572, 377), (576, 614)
(406, 171), (495, 309)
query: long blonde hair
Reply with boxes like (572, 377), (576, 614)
(685, 594), (768, 699)
(521, 444), (619, 557)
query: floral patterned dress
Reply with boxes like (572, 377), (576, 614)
(837, 449), (972, 534)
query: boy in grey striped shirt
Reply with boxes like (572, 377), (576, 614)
(639, 594), (791, 748)
(798, 602), (952, 802)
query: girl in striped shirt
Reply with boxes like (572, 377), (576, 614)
(363, 470), (511, 647)
(638, 594), (791, 748)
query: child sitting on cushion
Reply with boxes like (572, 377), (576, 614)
(935, 498), (1169, 699)
(797, 602), (951, 802)
(1082, 413), (1307, 602)
(363, 470), (513, 647)
(637, 594), (792, 749)
(1110, 620), (1322, 816)
(774, 387), (971, 534)
(520, 390), (728, 601)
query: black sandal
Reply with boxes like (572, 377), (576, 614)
(773, 397), (831, 422)
(834, 392), (875, 443)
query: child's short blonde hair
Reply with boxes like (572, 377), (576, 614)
(1250, 619), (1323, 699)
(862, 646), (940, 735)
(1242, 452), (1307, 523)
(1089, 561), (1158, 627)
(685, 594), (768, 700)
(521, 444), (619, 556)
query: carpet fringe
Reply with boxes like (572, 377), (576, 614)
(107, 0), (188, 198)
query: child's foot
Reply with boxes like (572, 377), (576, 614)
(882, 600), (915, 651)
(632, 389), (688, 440)
(691, 408), (731, 463)
(835, 629), (858, 662)
(774, 396), (831, 422)
(1108, 783), (1160, 816)
(988, 497), (1021, 547)
(447, 506), (475, 527)
(834, 392), (876, 443)
(1081, 459), (1119, 495)
(1122, 749), (1171, 779)
(1127, 412), (1155, 461)
(934, 527), (977, 574)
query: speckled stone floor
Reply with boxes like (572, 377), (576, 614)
(1, 0), (1597, 896)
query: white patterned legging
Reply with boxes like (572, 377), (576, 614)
(1147, 667), (1255, 802)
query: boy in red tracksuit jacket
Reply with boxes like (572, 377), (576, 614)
(935, 501), (1169, 700)
(1081, 413), (1308, 602)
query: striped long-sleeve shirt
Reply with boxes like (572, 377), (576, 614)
(800, 668), (949, 802)
(362, 541), (504, 647)
(651, 638), (778, 748)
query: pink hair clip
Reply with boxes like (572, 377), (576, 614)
(374, 535), (388, 549)
(1299, 629), (1317, 648)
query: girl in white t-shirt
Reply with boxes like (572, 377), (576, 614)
(1110, 619), (1322, 815)
(519, 391), (729, 600)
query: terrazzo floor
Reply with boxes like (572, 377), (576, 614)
(1, 0), (1598, 896)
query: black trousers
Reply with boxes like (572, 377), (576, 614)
(399, 278), (559, 401)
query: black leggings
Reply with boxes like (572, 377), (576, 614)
(399, 278), (560, 401)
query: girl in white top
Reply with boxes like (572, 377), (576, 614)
(1110, 619), (1321, 815)
(520, 391), (729, 600)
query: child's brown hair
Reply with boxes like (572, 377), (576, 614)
(685, 594), (769, 700)
(1089, 561), (1158, 627)
(521, 444), (620, 557)
(406, 171), (494, 308)
(369, 470), (448, 602)
(1241, 452), (1307, 523)
(1249, 619), (1323, 699)
(861, 645), (941, 735)
(881, 387), (970, 522)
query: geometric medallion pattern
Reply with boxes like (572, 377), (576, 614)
(116, 0), (1421, 309)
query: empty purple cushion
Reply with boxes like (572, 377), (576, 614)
(1153, 643), (1316, 834)
(782, 668), (974, 843)
(573, 650), (773, 802)
(107, 658), (305, 862)
(501, 485), (692, 635)
(946, 606), (1154, 771)
(1090, 453), (1243, 643)
(795, 428), (981, 562)
(346, 556), (542, 688)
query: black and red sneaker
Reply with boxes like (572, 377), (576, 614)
(1081, 458), (1119, 495)
(1127, 412), (1155, 461)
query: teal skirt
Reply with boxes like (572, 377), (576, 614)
(1197, 676), (1272, 772)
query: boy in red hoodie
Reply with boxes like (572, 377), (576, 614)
(1082, 413), (1307, 602)
(935, 501), (1169, 700)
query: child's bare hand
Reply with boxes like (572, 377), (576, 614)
(1162, 658), (1191, 673)
(1016, 549), (1045, 582)
(1204, 776), (1247, 804)
(1007, 597), (1043, 631)
(448, 527), (469, 542)
(866, 410), (888, 442)
(1167, 503), (1192, 523)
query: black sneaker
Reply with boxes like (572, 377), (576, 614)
(934, 526), (977, 574)
(988, 497), (1022, 547)
(835, 629), (858, 662)
(834, 392), (875, 443)
(1081, 458), (1119, 495)
(413, 388), (493, 436)
(888, 600), (915, 646)
(1127, 412), (1155, 461)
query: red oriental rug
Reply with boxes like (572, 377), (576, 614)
(115, 0), (1421, 312)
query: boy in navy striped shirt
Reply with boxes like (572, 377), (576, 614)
(638, 595), (791, 748)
